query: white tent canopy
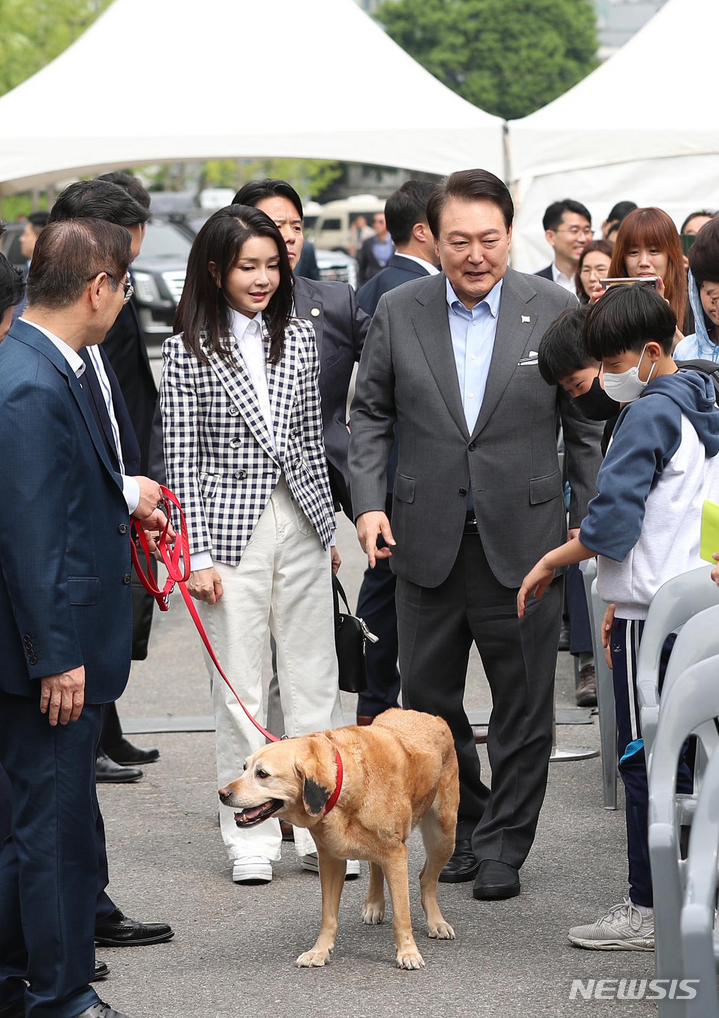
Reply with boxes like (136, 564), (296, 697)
(508, 0), (719, 271)
(0, 0), (505, 195)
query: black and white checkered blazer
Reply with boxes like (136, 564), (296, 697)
(160, 317), (335, 565)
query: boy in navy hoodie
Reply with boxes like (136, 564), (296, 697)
(519, 283), (719, 951)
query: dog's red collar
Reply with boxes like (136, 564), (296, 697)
(324, 748), (343, 816)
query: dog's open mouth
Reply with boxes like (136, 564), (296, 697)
(234, 800), (283, 828)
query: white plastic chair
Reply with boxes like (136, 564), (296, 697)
(637, 566), (719, 763)
(652, 603), (719, 829)
(579, 558), (617, 809)
(649, 652), (719, 1017)
(680, 705), (719, 1018)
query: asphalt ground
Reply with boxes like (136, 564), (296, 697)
(97, 508), (659, 1018)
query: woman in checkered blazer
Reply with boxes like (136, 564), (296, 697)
(161, 206), (342, 884)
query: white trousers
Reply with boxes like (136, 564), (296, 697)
(198, 477), (340, 861)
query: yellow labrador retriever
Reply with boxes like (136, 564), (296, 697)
(218, 708), (458, 970)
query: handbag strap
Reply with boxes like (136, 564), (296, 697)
(332, 573), (352, 614)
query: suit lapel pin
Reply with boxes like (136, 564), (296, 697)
(310, 307), (321, 317)
(521, 315), (531, 324)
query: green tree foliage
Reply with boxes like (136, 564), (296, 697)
(375, 0), (598, 121)
(200, 158), (344, 202)
(0, 0), (112, 97)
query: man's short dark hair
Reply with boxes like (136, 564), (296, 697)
(680, 209), (716, 235)
(426, 169), (513, 237)
(384, 180), (437, 246)
(688, 217), (719, 285)
(27, 211), (49, 232)
(542, 199), (592, 233)
(97, 171), (151, 211)
(583, 283), (676, 360)
(606, 201), (637, 224)
(538, 306), (595, 385)
(232, 178), (303, 220)
(0, 252), (24, 317)
(49, 179), (149, 228)
(27, 219), (132, 310)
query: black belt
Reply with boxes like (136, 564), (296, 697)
(464, 509), (479, 534)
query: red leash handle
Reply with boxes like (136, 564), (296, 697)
(130, 486), (191, 611)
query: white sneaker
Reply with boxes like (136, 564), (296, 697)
(232, 856), (272, 885)
(568, 898), (654, 951)
(301, 852), (360, 880)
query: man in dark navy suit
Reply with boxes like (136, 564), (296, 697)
(355, 181), (440, 724)
(50, 177), (162, 779)
(0, 219), (168, 1018)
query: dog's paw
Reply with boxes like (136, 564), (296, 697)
(428, 921), (455, 940)
(296, 946), (332, 968)
(362, 900), (385, 925)
(396, 947), (425, 970)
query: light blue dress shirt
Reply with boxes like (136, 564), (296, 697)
(446, 276), (503, 433)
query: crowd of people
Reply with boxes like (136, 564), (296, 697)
(1, 167), (719, 1018)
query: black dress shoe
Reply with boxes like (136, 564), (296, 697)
(95, 751), (142, 784)
(95, 908), (174, 947)
(92, 959), (110, 980)
(438, 839), (480, 883)
(0, 998), (25, 1018)
(73, 1003), (130, 1018)
(472, 860), (521, 900)
(104, 739), (159, 766)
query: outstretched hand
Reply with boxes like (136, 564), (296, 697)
(517, 557), (556, 618)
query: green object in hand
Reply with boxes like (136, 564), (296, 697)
(700, 500), (719, 564)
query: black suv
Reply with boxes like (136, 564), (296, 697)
(130, 219), (193, 351)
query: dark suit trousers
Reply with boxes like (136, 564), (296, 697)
(0, 692), (103, 1018)
(565, 562), (593, 657)
(356, 495), (400, 717)
(396, 531), (562, 867)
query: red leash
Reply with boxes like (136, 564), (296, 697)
(130, 486), (342, 813)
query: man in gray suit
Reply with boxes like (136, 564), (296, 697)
(349, 169), (603, 900)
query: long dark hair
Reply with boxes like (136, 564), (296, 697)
(175, 205), (293, 364)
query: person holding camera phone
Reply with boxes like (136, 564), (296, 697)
(588, 208), (688, 342)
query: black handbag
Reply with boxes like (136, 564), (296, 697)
(332, 575), (378, 694)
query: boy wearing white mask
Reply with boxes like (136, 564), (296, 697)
(519, 283), (719, 951)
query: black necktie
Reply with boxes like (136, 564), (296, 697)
(78, 348), (121, 472)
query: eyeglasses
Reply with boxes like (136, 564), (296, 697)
(554, 227), (594, 238)
(87, 272), (134, 303)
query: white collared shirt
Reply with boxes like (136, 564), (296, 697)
(394, 252), (440, 276)
(20, 319), (139, 514)
(551, 262), (576, 293)
(22, 319), (86, 378)
(230, 309), (277, 452)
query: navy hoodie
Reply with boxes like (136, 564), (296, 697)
(579, 370), (719, 618)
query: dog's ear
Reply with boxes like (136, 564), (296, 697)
(300, 736), (336, 817)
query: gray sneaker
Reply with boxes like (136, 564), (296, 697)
(568, 899), (654, 951)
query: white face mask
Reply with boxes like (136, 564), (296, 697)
(603, 345), (657, 403)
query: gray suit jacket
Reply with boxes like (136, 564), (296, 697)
(294, 275), (370, 515)
(348, 268), (604, 589)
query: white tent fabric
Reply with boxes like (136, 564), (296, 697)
(508, 0), (719, 272)
(0, 0), (505, 195)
